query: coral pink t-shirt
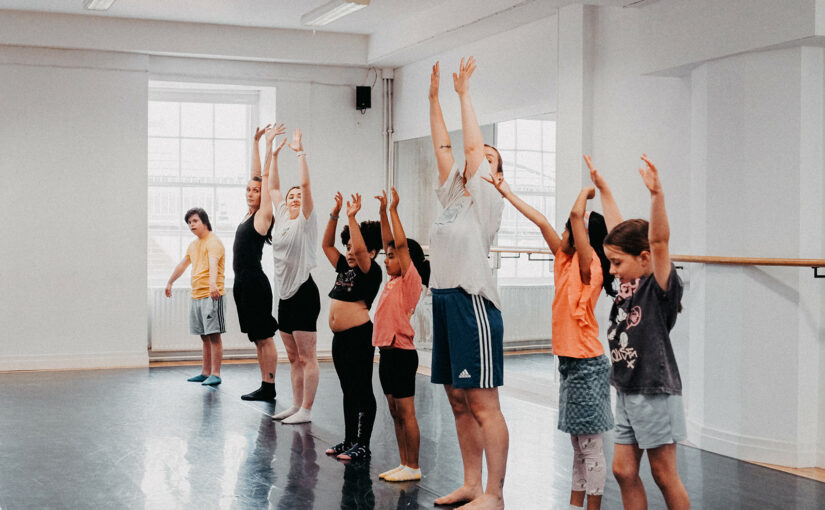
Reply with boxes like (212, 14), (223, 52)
(372, 265), (423, 350)
(551, 249), (604, 358)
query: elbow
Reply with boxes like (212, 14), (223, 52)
(464, 143), (481, 157)
(649, 239), (669, 250)
(569, 210), (584, 220)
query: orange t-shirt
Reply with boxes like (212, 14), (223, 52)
(186, 232), (226, 299)
(551, 249), (604, 358)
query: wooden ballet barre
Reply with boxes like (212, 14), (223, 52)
(669, 255), (825, 268)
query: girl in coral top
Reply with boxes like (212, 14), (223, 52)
(485, 172), (614, 510)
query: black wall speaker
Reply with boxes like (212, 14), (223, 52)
(356, 86), (371, 110)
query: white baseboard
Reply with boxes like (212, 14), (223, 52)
(688, 418), (819, 468)
(0, 351), (149, 372)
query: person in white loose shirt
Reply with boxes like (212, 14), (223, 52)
(428, 57), (508, 510)
(267, 128), (321, 425)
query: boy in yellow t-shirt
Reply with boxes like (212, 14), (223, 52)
(166, 208), (226, 386)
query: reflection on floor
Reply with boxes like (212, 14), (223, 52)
(0, 355), (823, 509)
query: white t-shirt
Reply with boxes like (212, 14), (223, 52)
(429, 159), (504, 310)
(271, 202), (318, 300)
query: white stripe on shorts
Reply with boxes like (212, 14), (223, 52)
(472, 295), (493, 388)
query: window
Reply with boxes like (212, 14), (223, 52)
(147, 86), (260, 287)
(495, 118), (556, 284)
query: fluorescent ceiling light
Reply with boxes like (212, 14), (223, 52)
(301, 0), (369, 27)
(83, 0), (117, 11)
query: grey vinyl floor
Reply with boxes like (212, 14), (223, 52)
(0, 354), (822, 509)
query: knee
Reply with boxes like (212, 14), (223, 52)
(467, 400), (501, 424)
(448, 397), (471, 417)
(650, 462), (676, 488)
(612, 461), (639, 485)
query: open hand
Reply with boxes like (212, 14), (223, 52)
(346, 193), (362, 218)
(453, 56), (476, 95)
(583, 155), (607, 190)
(429, 61), (440, 100)
(375, 190), (388, 212)
(254, 124), (270, 143)
(331, 192), (343, 217)
(481, 169), (511, 197)
(288, 128), (303, 152)
(638, 153), (662, 194)
(265, 123), (285, 145)
(389, 187), (400, 210)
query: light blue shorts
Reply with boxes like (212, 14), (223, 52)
(614, 392), (686, 449)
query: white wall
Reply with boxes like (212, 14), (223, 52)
(0, 45), (385, 369)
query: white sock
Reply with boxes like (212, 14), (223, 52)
(282, 407), (311, 424)
(379, 465), (404, 479)
(272, 405), (300, 420)
(404, 466), (421, 476)
(569, 505), (584, 509)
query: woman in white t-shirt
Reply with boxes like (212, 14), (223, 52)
(427, 57), (509, 509)
(267, 128), (321, 425)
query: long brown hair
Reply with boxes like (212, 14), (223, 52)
(603, 219), (650, 255)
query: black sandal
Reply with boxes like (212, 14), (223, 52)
(337, 443), (370, 461)
(325, 441), (351, 455)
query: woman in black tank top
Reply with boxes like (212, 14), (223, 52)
(232, 123), (283, 402)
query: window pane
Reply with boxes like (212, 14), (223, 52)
(181, 103), (213, 138)
(516, 119), (542, 151)
(214, 104), (248, 139)
(148, 138), (179, 178)
(182, 187), (214, 218)
(500, 150), (515, 175)
(497, 120), (516, 150)
(181, 139), (213, 178)
(215, 188), (248, 231)
(148, 233), (182, 286)
(214, 140), (246, 181)
(515, 152), (542, 189)
(542, 153), (556, 190)
(148, 187), (180, 228)
(148, 101), (179, 137)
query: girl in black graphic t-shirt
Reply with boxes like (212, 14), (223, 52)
(321, 192), (383, 461)
(587, 154), (690, 510)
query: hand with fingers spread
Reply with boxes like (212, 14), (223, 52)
(583, 155), (608, 191)
(346, 193), (362, 218)
(638, 153), (662, 195)
(375, 190), (388, 213)
(254, 125), (269, 143)
(482, 170), (512, 198)
(331, 192), (343, 218)
(389, 187), (400, 211)
(429, 61), (441, 100)
(264, 123), (285, 146)
(288, 128), (303, 152)
(453, 56), (477, 96)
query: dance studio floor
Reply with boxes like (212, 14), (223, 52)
(1, 355), (823, 509)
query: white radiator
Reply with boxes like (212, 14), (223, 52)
(148, 287), (255, 353)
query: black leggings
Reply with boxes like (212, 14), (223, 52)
(332, 321), (376, 447)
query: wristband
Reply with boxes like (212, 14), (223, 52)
(329, 213), (339, 221)
(296, 151), (306, 157)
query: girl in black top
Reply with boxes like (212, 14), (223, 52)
(321, 192), (383, 461)
(234, 124), (283, 402)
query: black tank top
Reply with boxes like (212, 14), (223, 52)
(233, 210), (273, 275)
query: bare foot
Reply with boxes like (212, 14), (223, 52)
(457, 493), (504, 510)
(434, 485), (483, 506)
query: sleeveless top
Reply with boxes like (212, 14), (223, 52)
(233, 209), (273, 276)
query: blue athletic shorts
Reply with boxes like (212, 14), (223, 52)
(430, 288), (503, 389)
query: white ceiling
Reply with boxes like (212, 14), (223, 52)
(0, 0), (447, 33)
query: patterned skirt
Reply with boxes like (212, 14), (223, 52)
(557, 354), (614, 435)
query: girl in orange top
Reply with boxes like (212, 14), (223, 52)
(485, 172), (615, 510)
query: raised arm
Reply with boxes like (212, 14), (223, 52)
(388, 187), (412, 274)
(483, 171), (562, 253)
(345, 194), (372, 274)
(322, 192), (344, 268)
(429, 61), (455, 185)
(288, 128), (314, 218)
(570, 187), (596, 284)
(250, 125), (269, 179)
(584, 155), (623, 232)
(267, 126), (288, 207)
(454, 56), (484, 181)
(639, 154), (671, 289)
(165, 256), (191, 298)
(255, 124), (285, 235)
(375, 190), (392, 255)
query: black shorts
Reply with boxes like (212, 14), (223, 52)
(278, 275), (321, 334)
(378, 348), (419, 399)
(233, 271), (278, 342)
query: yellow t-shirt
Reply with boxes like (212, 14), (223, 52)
(186, 232), (226, 299)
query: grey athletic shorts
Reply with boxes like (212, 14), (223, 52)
(189, 295), (226, 336)
(614, 391), (686, 449)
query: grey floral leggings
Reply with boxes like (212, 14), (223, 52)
(571, 433), (606, 496)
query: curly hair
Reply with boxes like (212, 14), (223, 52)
(341, 220), (382, 256)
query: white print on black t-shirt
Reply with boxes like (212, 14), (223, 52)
(609, 279), (642, 370)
